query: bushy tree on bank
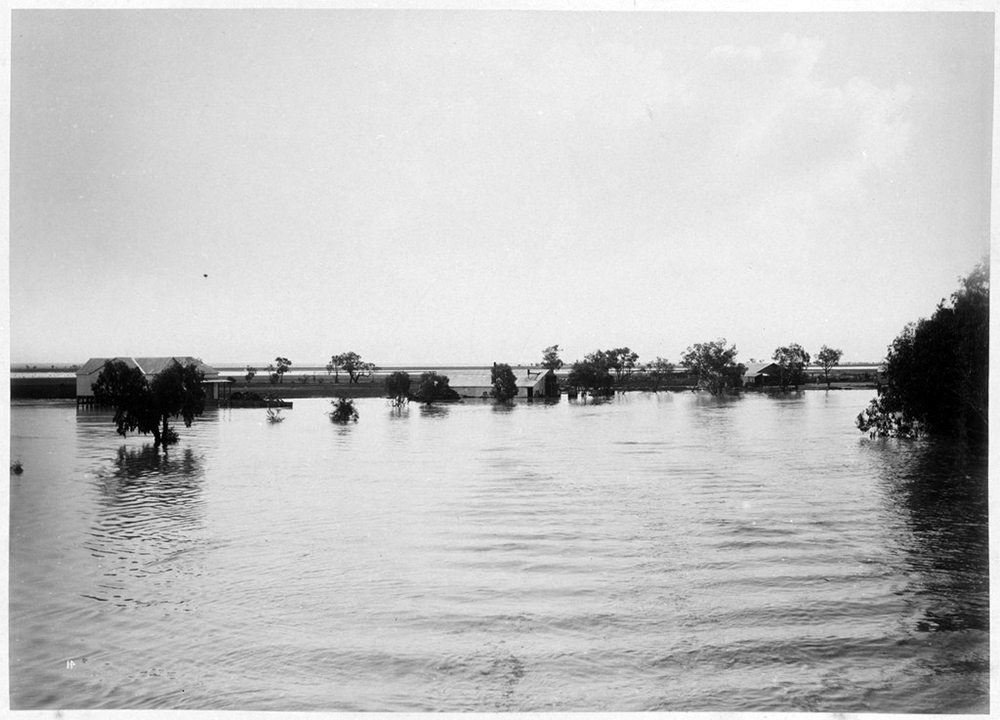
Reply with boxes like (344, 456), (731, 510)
(772, 343), (811, 390)
(681, 339), (745, 395)
(566, 350), (615, 396)
(331, 351), (377, 384)
(815, 346), (843, 389)
(491, 363), (518, 402)
(274, 357), (292, 383)
(93, 359), (206, 447)
(857, 261), (988, 444)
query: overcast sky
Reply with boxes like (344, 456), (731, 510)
(8, 7), (993, 367)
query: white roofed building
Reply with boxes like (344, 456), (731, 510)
(447, 367), (559, 399)
(76, 356), (232, 403)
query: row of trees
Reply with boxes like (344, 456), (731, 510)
(244, 352), (381, 385)
(557, 341), (844, 396)
(856, 261), (988, 444)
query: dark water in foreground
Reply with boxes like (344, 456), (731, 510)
(9, 392), (988, 712)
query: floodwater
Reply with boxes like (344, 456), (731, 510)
(8, 392), (988, 712)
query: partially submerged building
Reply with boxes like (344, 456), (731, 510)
(447, 367), (559, 399)
(76, 356), (233, 404)
(741, 361), (781, 388)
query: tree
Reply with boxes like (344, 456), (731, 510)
(274, 357), (292, 383)
(857, 260), (988, 444)
(608, 347), (640, 382)
(491, 363), (518, 402)
(333, 351), (375, 383)
(327, 355), (342, 383)
(385, 371), (411, 407)
(681, 339), (745, 395)
(772, 343), (811, 390)
(266, 363), (277, 384)
(645, 357), (675, 392)
(413, 371), (460, 404)
(566, 350), (615, 396)
(541, 345), (564, 370)
(92, 359), (206, 447)
(815, 345), (843, 389)
(244, 365), (257, 386)
(329, 397), (359, 423)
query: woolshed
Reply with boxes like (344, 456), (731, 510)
(76, 356), (232, 404)
(742, 361), (781, 387)
(447, 367), (559, 399)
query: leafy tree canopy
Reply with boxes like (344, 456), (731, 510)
(815, 345), (843, 389)
(681, 339), (745, 395)
(329, 397), (359, 423)
(413, 372), (460, 404)
(566, 350), (615, 396)
(541, 345), (564, 371)
(93, 359), (206, 447)
(385, 371), (411, 406)
(644, 357), (676, 391)
(332, 351), (377, 383)
(491, 363), (519, 402)
(772, 343), (811, 390)
(857, 260), (988, 444)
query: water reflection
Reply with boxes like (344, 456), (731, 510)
(870, 438), (988, 634)
(419, 404), (452, 419)
(83, 444), (207, 607)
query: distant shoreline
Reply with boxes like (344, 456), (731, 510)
(11, 375), (876, 402)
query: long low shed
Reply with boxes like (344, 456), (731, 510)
(76, 356), (233, 403)
(447, 367), (558, 399)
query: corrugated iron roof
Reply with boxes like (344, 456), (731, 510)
(446, 368), (551, 388)
(77, 356), (219, 377)
(743, 361), (780, 378)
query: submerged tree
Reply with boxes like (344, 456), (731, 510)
(385, 371), (411, 407)
(491, 363), (519, 402)
(244, 365), (257, 386)
(857, 260), (988, 444)
(93, 359), (206, 447)
(329, 397), (359, 423)
(772, 343), (811, 390)
(644, 357), (676, 392)
(608, 347), (640, 383)
(413, 371), (460, 404)
(815, 345), (844, 389)
(566, 350), (615, 396)
(681, 339), (745, 395)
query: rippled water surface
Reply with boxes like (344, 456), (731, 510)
(9, 392), (988, 712)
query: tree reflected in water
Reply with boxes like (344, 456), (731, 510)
(872, 438), (988, 634)
(82, 445), (208, 607)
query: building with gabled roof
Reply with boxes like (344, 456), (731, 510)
(76, 356), (232, 403)
(447, 366), (559, 399)
(741, 361), (781, 387)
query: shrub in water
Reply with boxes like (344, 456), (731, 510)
(329, 397), (359, 423)
(266, 408), (285, 423)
